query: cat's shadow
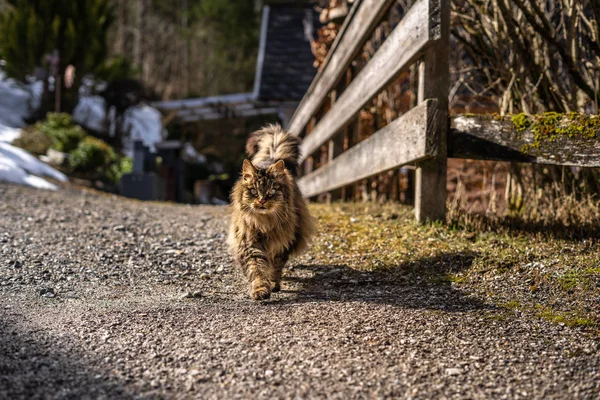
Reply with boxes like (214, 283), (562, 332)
(274, 251), (491, 312)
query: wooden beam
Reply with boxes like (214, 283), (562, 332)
(449, 115), (600, 167)
(179, 107), (279, 122)
(288, 0), (396, 136)
(298, 100), (439, 198)
(299, 0), (437, 162)
(414, 0), (449, 223)
(153, 93), (254, 110)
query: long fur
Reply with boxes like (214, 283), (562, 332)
(245, 123), (302, 176)
(229, 124), (314, 300)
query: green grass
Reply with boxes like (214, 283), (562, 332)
(534, 305), (596, 328)
(500, 301), (522, 310)
(557, 266), (600, 292)
(304, 202), (600, 332)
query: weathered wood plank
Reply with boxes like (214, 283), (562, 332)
(288, 0), (396, 136)
(298, 101), (438, 198)
(153, 92), (254, 110)
(414, 0), (450, 223)
(326, 131), (345, 202)
(179, 107), (279, 122)
(299, 0), (437, 162)
(449, 115), (600, 167)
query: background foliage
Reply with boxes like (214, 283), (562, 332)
(107, 0), (259, 100)
(0, 0), (115, 113)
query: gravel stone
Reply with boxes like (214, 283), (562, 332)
(39, 287), (55, 298)
(0, 183), (599, 399)
(445, 368), (463, 376)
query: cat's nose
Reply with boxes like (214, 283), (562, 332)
(259, 198), (266, 204)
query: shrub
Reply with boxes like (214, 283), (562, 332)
(69, 137), (114, 172)
(68, 136), (133, 184)
(13, 125), (53, 155)
(106, 155), (133, 183)
(15, 112), (132, 185)
(37, 113), (86, 153)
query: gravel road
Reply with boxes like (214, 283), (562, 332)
(1, 183), (599, 399)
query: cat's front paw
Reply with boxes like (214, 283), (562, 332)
(251, 282), (271, 300)
(251, 287), (271, 300)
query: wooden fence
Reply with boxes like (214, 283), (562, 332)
(288, 0), (450, 222)
(288, 0), (600, 222)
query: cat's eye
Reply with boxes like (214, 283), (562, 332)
(251, 189), (258, 195)
(269, 189), (276, 195)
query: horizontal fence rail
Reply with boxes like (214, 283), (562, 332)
(298, 100), (439, 197)
(288, 0), (397, 136)
(284, 0), (600, 222)
(289, 0), (451, 222)
(450, 115), (600, 167)
(298, 0), (440, 162)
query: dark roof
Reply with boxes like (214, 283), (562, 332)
(256, 5), (320, 102)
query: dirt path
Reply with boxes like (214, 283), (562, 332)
(1, 183), (599, 399)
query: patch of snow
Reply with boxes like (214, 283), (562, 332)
(73, 100), (165, 157)
(0, 125), (21, 143)
(0, 68), (66, 190)
(0, 159), (58, 190)
(29, 80), (43, 112)
(0, 159), (57, 190)
(122, 105), (165, 157)
(73, 95), (107, 133)
(0, 142), (67, 183)
(0, 70), (41, 128)
(0, 67), (168, 190)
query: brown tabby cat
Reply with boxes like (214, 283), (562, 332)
(228, 124), (314, 300)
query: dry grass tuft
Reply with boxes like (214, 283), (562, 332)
(302, 188), (600, 334)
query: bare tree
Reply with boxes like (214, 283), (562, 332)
(451, 0), (600, 114)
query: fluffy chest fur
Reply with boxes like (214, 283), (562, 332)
(236, 206), (298, 260)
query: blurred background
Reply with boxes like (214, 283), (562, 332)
(0, 0), (599, 220)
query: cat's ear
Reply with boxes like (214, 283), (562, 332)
(268, 160), (285, 175)
(242, 159), (256, 181)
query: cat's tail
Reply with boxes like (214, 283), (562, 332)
(245, 124), (301, 176)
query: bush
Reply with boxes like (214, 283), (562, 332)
(69, 137), (114, 172)
(14, 112), (132, 185)
(12, 125), (53, 155)
(69, 137), (132, 184)
(106, 155), (133, 183)
(37, 113), (86, 153)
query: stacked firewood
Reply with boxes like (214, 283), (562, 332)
(310, 0), (358, 68)
(317, 0), (350, 23)
(310, 23), (339, 68)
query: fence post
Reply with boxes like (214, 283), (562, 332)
(414, 0), (450, 223)
(327, 132), (344, 203)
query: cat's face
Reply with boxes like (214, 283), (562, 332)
(241, 159), (287, 214)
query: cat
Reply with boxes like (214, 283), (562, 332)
(228, 124), (315, 300)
